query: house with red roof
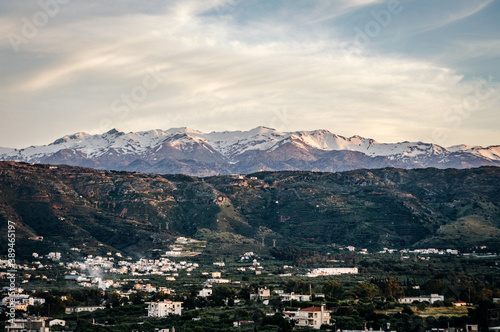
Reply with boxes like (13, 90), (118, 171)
(283, 304), (331, 329)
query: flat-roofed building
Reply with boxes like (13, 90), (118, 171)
(147, 299), (183, 317)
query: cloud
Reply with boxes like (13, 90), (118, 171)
(0, 0), (499, 148)
(400, 0), (493, 35)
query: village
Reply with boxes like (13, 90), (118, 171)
(1, 236), (489, 331)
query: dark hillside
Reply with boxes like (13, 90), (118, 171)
(1, 162), (499, 257)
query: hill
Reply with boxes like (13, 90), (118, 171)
(1, 162), (499, 257)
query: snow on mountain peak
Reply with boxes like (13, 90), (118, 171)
(248, 126), (282, 135)
(200, 127), (287, 157)
(447, 144), (478, 152)
(477, 145), (500, 161)
(165, 127), (205, 135)
(445, 144), (500, 161)
(468, 145), (500, 161)
(51, 132), (90, 145)
(105, 128), (123, 135)
(1, 127), (498, 167)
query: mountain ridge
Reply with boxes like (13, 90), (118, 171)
(1, 161), (499, 257)
(1, 127), (499, 176)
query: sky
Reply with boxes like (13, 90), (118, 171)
(1, 0), (499, 149)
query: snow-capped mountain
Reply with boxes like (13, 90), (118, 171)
(448, 144), (500, 161)
(1, 127), (498, 176)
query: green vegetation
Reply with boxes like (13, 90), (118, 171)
(1, 248), (499, 331)
(1, 163), (500, 259)
(1, 163), (500, 331)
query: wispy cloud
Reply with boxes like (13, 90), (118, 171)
(0, 0), (499, 148)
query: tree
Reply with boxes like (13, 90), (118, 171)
(252, 308), (266, 322)
(129, 290), (148, 305)
(153, 290), (171, 301)
(106, 291), (121, 308)
(381, 279), (404, 300)
(30, 292), (66, 316)
(238, 286), (252, 300)
(261, 313), (292, 332)
(62, 294), (77, 307)
(210, 285), (236, 306)
(269, 297), (283, 311)
(323, 280), (344, 300)
(236, 309), (250, 320)
(422, 279), (446, 295)
(402, 305), (414, 315)
(352, 283), (379, 300)
(285, 279), (309, 294)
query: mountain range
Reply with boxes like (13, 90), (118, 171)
(1, 127), (499, 176)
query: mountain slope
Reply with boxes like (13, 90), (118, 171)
(1, 127), (499, 176)
(1, 162), (499, 258)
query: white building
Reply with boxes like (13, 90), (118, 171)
(5, 316), (50, 332)
(47, 252), (61, 261)
(31, 298), (45, 305)
(206, 278), (231, 284)
(147, 300), (183, 317)
(284, 304), (331, 329)
(1, 295), (45, 309)
(164, 251), (182, 257)
(233, 320), (255, 328)
(158, 287), (175, 295)
(250, 287), (271, 301)
(5, 318), (49, 332)
(198, 288), (213, 298)
(399, 294), (444, 304)
(65, 306), (105, 314)
(257, 287), (271, 299)
(48, 319), (66, 327)
(280, 292), (311, 302)
(307, 267), (358, 277)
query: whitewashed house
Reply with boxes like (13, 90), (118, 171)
(5, 317), (49, 332)
(65, 305), (105, 314)
(250, 287), (271, 301)
(399, 294), (444, 304)
(198, 288), (213, 298)
(284, 304), (331, 329)
(147, 299), (183, 317)
(48, 319), (66, 327)
(307, 267), (358, 277)
(280, 292), (311, 302)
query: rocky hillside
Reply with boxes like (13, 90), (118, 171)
(1, 162), (499, 257)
